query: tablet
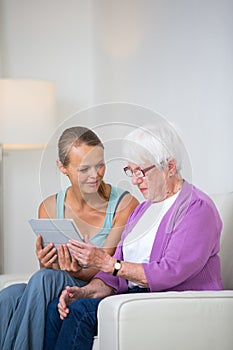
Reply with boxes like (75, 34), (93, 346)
(28, 218), (84, 248)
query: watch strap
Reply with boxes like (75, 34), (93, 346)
(112, 259), (121, 276)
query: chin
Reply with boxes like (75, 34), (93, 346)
(81, 185), (99, 194)
(142, 192), (150, 200)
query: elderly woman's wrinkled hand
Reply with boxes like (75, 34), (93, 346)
(68, 238), (109, 270)
(58, 286), (85, 320)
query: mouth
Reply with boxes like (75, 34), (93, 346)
(86, 180), (100, 187)
(139, 187), (148, 193)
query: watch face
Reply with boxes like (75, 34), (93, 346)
(115, 262), (121, 270)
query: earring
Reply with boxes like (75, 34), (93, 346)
(169, 172), (173, 177)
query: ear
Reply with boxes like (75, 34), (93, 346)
(167, 159), (177, 176)
(56, 160), (68, 176)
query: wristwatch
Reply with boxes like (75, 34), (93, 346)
(112, 259), (122, 276)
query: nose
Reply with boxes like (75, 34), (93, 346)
(89, 166), (98, 177)
(131, 175), (143, 185)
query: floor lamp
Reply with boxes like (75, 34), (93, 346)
(0, 79), (56, 274)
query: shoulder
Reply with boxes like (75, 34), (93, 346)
(187, 183), (220, 218)
(110, 185), (139, 212)
(117, 192), (139, 213)
(167, 181), (222, 233)
(110, 186), (139, 226)
(38, 194), (57, 218)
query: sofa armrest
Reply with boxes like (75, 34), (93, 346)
(97, 291), (233, 350)
(0, 273), (33, 290)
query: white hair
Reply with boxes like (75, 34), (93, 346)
(122, 121), (184, 172)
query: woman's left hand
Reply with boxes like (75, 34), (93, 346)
(57, 244), (82, 273)
(68, 238), (111, 271)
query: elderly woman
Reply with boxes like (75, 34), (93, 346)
(44, 121), (223, 350)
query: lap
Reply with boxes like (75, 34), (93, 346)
(69, 298), (102, 315)
(0, 283), (26, 300)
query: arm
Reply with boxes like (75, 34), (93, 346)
(67, 193), (139, 280)
(37, 192), (138, 281)
(68, 239), (148, 287)
(143, 198), (222, 291)
(58, 278), (114, 320)
(68, 197), (222, 292)
(64, 193), (139, 281)
(36, 196), (59, 268)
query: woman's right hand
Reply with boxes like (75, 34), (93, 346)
(36, 235), (58, 268)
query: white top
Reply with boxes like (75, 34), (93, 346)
(123, 192), (180, 288)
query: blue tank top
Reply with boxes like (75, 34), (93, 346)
(56, 186), (128, 247)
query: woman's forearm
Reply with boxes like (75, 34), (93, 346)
(101, 257), (149, 288)
(82, 278), (115, 298)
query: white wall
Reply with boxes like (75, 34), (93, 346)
(0, 0), (232, 273)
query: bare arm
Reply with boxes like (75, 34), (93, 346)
(58, 278), (114, 319)
(68, 240), (148, 288)
(36, 196), (58, 268)
(36, 192), (139, 282)
(66, 193), (139, 280)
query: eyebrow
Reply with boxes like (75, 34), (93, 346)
(78, 159), (105, 168)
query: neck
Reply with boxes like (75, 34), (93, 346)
(166, 176), (183, 199)
(68, 185), (108, 209)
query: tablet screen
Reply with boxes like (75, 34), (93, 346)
(29, 218), (84, 248)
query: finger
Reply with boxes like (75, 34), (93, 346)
(42, 243), (56, 255)
(71, 254), (79, 265)
(59, 290), (69, 308)
(83, 234), (90, 243)
(58, 303), (69, 319)
(43, 254), (58, 267)
(43, 246), (57, 259)
(63, 245), (72, 260)
(36, 235), (43, 250)
(66, 285), (79, 295)
(38, 247), (57, 264)
(69, 239), (85, 249)
(69, 247), (78, 260)
(57, 245), (65, 265)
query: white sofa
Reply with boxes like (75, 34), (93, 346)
(1, 192), (233, 350)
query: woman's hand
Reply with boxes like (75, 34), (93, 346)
(36, 235), (58, 268)
(57, 244), (82, 275)
(58, 286), (85, 320)
(68, 238), (113, 273)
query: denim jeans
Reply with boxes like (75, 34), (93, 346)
(44, 297), (101, 350)
(0, 269), (87, 350)
(44, 286), (150, 350)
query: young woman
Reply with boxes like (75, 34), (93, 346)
(0, 126), (138, 350)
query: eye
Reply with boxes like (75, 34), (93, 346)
(96, 162), (105, 169)
(79, 167), (89, 173)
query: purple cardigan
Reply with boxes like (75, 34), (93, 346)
(95, 181), (224, 293)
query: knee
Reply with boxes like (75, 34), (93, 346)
(27, 268), (57, 288)
(68, 299), (99, 334)
(0, 284), (26, 301)
(69, 298), (100, 317)
(69, 298), (87, 315)
(0, 284), (26, 310)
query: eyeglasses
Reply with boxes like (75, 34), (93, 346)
(123, 165), (156, 178)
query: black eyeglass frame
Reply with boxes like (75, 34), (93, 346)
(123, 165), (156, 178)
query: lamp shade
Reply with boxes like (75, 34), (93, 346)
(0, 79), (56, 145)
